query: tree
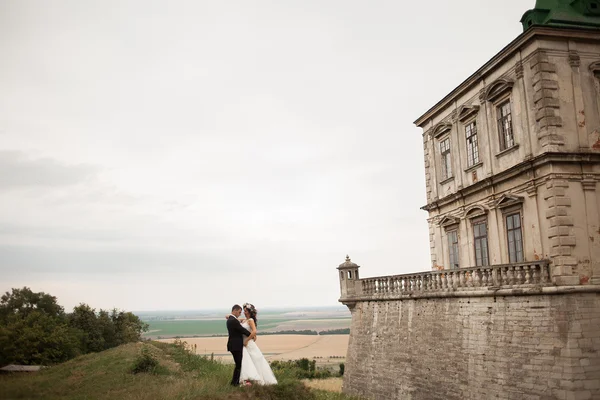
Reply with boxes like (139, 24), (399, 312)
(0, 287), (149, 367)
(0, 287), (64, 322)
(0, 287), (81, 366)
(0, 310), (81, 366)
(109, 309), (149, 346)
(68, 304), (105, 353)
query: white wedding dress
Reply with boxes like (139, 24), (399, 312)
(238, 321), (278, 385)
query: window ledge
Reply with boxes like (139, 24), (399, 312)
(440, 176), (455, 185)
(495, 144), (520, 158)
(464, 162), (483, 173)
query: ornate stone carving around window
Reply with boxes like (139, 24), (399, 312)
(431, 122), (453, 138)
(590, 61), (600, 79)
(494, 193), (524, 209)
(463, 204), (487, 219)
(457, 105), (480, 122)
(438, 215), (461, 228)
(483, 78), (515, 103)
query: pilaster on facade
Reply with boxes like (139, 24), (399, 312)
(530, 51), (564, 148)
(423, 133), (433, 203)
(427, 219), (438, 271)
(544, 179), (579, 285)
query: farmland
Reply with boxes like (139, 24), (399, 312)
(140, 306), (351, 339)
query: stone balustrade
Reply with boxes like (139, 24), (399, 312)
(357, 260), (551, 298)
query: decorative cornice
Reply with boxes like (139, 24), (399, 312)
(568, 51), (580, 67)
(420, 153), (600, 212)
(450, 110), (458, 123)
(414, 28), (600, 127)
(515, 61), (524, 79)
(478, 88), (486, 104)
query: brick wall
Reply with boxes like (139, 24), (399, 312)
(343, 293), (600, 400)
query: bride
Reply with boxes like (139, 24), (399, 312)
(229, 303), (277, 386)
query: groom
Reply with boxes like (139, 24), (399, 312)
(227, 304), (252, 386)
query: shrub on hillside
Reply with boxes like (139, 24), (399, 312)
(270, 358), (333, 380)
(130, 345), (159, 374)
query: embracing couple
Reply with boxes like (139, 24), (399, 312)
(226, 303), (277, 386)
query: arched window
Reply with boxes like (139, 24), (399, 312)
(483, 79), (516, 152)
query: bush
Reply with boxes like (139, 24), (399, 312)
(131, 345), (159, 374)
(270, 358), (334, 380)
(339, 363), (345, 376)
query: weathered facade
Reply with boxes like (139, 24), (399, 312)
(417, 26), (600, 285)
(338, 2), (600, 399)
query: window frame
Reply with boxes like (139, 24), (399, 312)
(471, 217), (490, 267)
(496, 99), (515, 152)
(464, 119), (480, 168)
(439, 136), (452, 181)
(505, 210), (524, 263)
(446, 228), (460, 269)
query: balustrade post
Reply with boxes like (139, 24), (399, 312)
(500, 267), (508, 285)
(541, 263), (549, 284)
(532, 264), (540, 284)
(482, 269), (489, 286)
(516, 266), (524, 284)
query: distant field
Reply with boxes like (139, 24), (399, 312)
(159, 334), (349, 364)
(144, 318), (293, 338)
(141, 307), (352, 339)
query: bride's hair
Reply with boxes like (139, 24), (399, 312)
(243, 303), (258, 326)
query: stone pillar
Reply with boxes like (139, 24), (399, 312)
(582, 178), (600, 285)
(338, 256), (361, 300)
(530, 50), (564, 149)
(525, 183), (544, 261)
(545, 179), (579, 285)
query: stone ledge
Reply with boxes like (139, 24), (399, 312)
(339, 285), (600, 303)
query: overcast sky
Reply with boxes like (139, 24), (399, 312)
(0, 1), (528, 311)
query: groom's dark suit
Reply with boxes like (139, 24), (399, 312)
(227, 315), (252, 386)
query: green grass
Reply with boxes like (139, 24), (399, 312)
(0, 341), (361, 400)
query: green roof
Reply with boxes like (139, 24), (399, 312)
(521, 0), (600, 31)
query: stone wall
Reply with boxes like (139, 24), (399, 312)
(343, 292), (600, 400)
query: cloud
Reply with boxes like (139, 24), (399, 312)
(0, 0), (527, 310)
(0, 151), (97, 190)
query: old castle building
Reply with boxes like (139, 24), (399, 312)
(416, 1), (600, 286)
(337, 2), (600, 399)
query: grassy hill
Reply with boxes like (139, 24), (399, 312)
(0, 341), (358, 400)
